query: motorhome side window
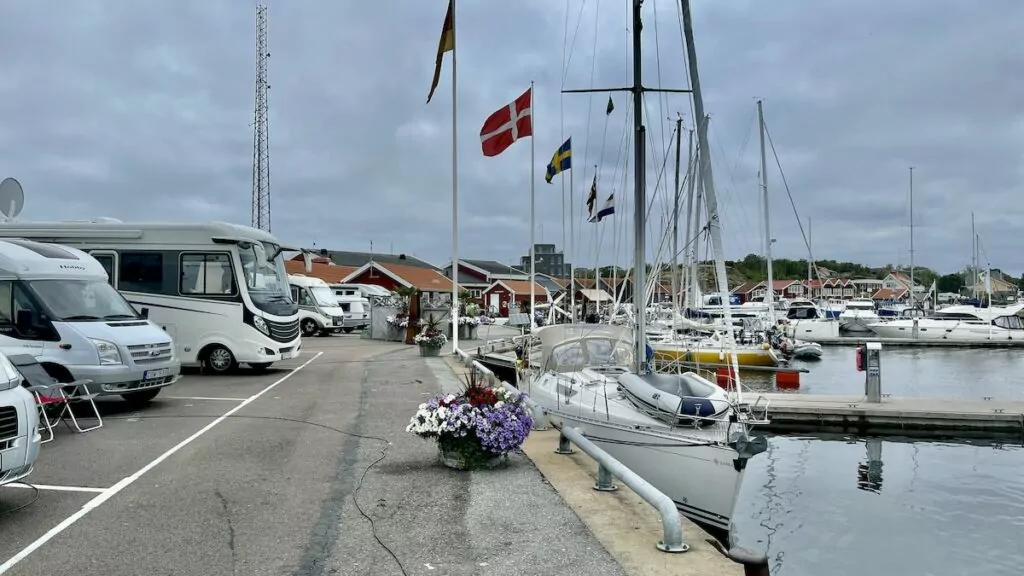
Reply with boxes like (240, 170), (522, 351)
(92, 254), (116, 286)
(180, 253), (236, 296)
(119, 252), (163, 293)
(297, 289), (313, 306)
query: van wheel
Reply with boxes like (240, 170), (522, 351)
(123, 388), (161, 406)
(301, 319), (319, 337)
(342, 327), (354, 334)
(204, 345), (237, 375)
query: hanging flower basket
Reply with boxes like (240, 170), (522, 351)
(406, 373), (534, 471)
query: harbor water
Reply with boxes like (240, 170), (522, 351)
(732, 346), (1024, 576)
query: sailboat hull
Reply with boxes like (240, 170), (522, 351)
(543, 409), (746, 535)
(651, 345), (779, 367)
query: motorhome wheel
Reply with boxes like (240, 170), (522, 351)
(301, 318), (319, 337)
(204, 345), (238, 374)
(342, 327), (354, 334)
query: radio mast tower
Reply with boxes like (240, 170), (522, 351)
(251, 4), (271, 231)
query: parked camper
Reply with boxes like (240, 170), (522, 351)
(0, 220), (302, 375)
(0, 238), (179, 403)
(289, 274), (346, 336)
(330, 283), (391, 299)
(0, 351), (41, 486)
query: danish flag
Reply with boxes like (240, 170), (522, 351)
(479, 86), (533, 157)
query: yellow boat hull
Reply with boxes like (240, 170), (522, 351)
(651, 344), (779, 367)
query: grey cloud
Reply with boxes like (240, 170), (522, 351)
(0, 0), (1020, 279)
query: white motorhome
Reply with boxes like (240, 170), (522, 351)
(330, 283), (391, 299)
(0, 220), (302, 375)
(0, 238), (180, 403)
(289, 274), (346, 336)
(0, 351), (41, 486)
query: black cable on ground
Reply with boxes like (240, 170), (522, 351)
(99, 413), (409, 576)
(0, 482), (40, 519)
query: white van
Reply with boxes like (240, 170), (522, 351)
(0, 238), (180, 403)
(289, 274), (346, 337)
(0, 352), (41, 486)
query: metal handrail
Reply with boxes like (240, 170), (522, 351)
(558, 425), (689, 553)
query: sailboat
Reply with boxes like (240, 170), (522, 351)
(526, 0), (769, 543)
(649, 102), (779, 368)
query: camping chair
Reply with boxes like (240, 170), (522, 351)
(9, 354), (101, 439)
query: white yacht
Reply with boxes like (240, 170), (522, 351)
(866, 304), (1024, 341)
(525, 324), (768, 538)
(838, 298), (880, 333)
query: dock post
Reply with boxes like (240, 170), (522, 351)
(594, 463), (619, 492)
(864, 342), (882, 403)
(555, 432), (575, 454)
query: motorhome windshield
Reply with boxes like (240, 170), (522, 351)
(26, 279), (139, 321)
(309, 286), (339, 307)
(239, 242), (297, 316)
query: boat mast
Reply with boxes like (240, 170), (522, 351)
(672, 115), (683, 323)
(807, 217), (813, 286)
(681, 129), (696, 308)
(630, 0), (647, 371)
(908, 166), (915, 307)
(680, 0), (743, 396)
(758, 100), (773, 318)
(971, 212), (978, 300)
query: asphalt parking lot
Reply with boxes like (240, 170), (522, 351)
(0, 334), (399, 576)
(0, 328), (621, 576)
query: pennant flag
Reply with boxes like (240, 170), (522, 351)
(590, 193), (615, 223)
(480, 86), (533, 157)
(426, 0), (454, 104)
(606, 95), (615, 115)
(585, 175), (597, 220)
(545, 137), (572, 183)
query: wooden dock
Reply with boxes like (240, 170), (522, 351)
(759, 393), (1024, 438)
(813, 336), (1024, 348)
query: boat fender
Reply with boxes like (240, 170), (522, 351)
(855, 345), (866, 372)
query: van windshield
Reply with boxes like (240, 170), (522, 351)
(309, 286), (339, 307)
(28, 280), (140, 321)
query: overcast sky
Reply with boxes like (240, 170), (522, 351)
(0, 0), (1021, 277)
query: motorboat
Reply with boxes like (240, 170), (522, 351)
(525, 324), (769, 539)
(838, 298), (880, 333)
(865, 303), (1024, 341)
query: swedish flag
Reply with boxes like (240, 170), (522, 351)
(544, 137), (572, 184)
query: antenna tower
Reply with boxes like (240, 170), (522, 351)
(251, 4), (271, 231)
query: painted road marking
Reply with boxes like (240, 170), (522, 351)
(162, 396), (247, 402)
(6, 483), (107, 494)
(0, 350), (324, 574)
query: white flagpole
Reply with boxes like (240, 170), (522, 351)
(569, 160), (575, 323)
(450, 0), (460, 353)
(529, 81), (537, 328)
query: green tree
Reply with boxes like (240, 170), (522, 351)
(937, 273), (964, 293)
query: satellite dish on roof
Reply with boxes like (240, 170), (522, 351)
(0, 178), (25, 219)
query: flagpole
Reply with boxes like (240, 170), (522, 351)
(529, 80), (536, 329)
(569, 162), (575, 322)
(450, 0), (460, 353)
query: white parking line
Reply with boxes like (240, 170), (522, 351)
(0, 350), (324, 574)
(162, 396), (247, 402)
(6, 483), (107, 494)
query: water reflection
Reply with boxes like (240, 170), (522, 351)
(733, 435), (1024, 576)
